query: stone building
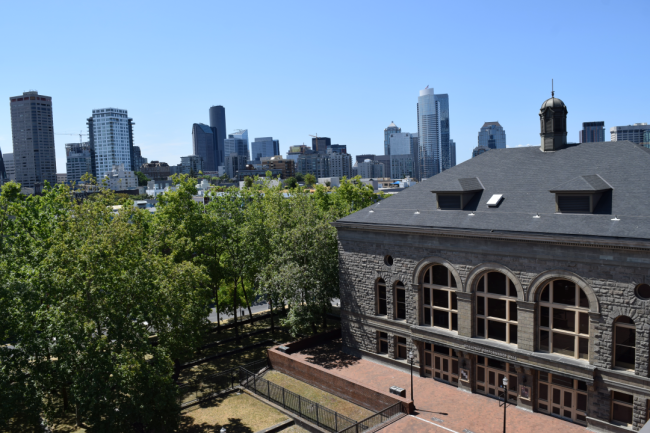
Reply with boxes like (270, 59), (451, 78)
(334, 94), (650, 432)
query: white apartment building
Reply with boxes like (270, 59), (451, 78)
(103, 164), (138, 191)
(91, 108), (132, 177)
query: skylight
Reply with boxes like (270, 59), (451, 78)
(486, 194), (504, 207)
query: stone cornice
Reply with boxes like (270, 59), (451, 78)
(333, 221), (650, 253)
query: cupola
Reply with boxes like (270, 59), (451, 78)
(539, 85), (568, 152)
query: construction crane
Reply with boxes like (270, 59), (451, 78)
(55, 131), (88, 144)
(309, 134), (319, 151)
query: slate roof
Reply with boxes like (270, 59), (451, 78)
(336, 141), (650, 242)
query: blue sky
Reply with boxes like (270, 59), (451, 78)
(1, 0), (649, 173)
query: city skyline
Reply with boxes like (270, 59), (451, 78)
(1, 1), (648, 176)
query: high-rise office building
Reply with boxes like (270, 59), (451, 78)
(0, 148), (7, 184)
(389, 132), (413, 156)
(65, 142), (94, 184)
(251, 137), (280, 163)
(328, 144), (347, 154)
(643, 130), (650, 148)
(472, 145), (490, 158)
(375, 155), (391, 178)
(329, 153), (353, 178)
(225, 154), (247, 179)
(132, 146), (147, 171)
(224, 130), (249, 160)
(478, 122), (506, 149)
(3, 153), (15, 181)
(409, 133), (420, 180)
(209, 106), (227, 167)
(449, 139), (456, 167)
(389, 132), (416, 179)
(390, 154), (416, 179)
(9, 91), (57, 191)
(312, 136), (331, 153)
(358, 159), (384, 178)
(610, 123), (649, 144)
(579, 121), (605, 143)
(384, 122), (401, 155)
(192, 124), (219, 171)
(435, 94), (452, 171)
(286, 145), (310, 163)
(89, 108), (132, 178)
(297, 153), (330, 178)
(179, 155), (203, 175)
(356, 154), (375, 164)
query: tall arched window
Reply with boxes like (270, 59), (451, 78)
(394, 281), (406, 320)
(421, 265), (458, 331)
(376, 279), (387, 316)
(614, 317), (635, 370)
(538, 280), (590, 360)
(476, 272), (518, 344)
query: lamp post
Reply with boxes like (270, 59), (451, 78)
(407, 350), (415, 406)
(499, 377), (508, 433)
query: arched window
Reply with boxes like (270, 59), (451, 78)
(376, 279), (387, 316)
(614, 317), (635, 370)
(538, 279), (590, 360)
(421, 265), (458, 331)
(394, 281), (406, 320)
(475, 272), (518, 345)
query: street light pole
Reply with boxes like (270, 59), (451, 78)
(499, 377), (508, 433)
(408, 350), (415, 406)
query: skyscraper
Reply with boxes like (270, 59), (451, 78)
(224, 130), (250, 161)
(0, 148), (7, 184)
(65, 142), (94, 184)
(132, 146), (148, 171)
(89, 108), (132, 178)
(610, 123), (649, 144)
(435, 94), (452, 171)
(251, 137), (280, 163)
(579, 121), (605, 143)
(312, 137), (331, 153)
(192, 124), (218, 171)
(478, 122), (506, 149)
(209, 106), (226, 167)
(384, 122), (401, 155)
(9, 91), (57, 191)
(449, 139), (457, 167)
(417, 87), (439, 179)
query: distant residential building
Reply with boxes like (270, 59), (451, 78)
(146, 179), (176, 197)
(610, 123), (649, 144)
(140, 161), (171, 181)
(3, 152), (15, 181)
(329, 153), (353, 178)
(251, 137), (280, 163)
(375, 155), (391, 179)
(0, 149), (7, 184)
(579, 121), (605, 143)
(297, 153), (330, 178)
(352, 164), (358, 177)
(10, 91), (57, 191)
(478, 122), (506, 149)
(318, 177), (340, 187)
(57, 174), (67, 184)
(209, 105), (227, 167)
(192, 123), (218, 172)
(132, 146), (148, 171)
(328, 144), (347, 154)
(261, 156), (295, 179)
(384, 122), (401, 155)
(358, 159), (385, 178)
(180, 155), (203, 175)
(65, 142), (94, 184)
(286, 144), (310, 163)
(224, 130), (250, 160)
(225, 154), (248, 179)
(88, 108), (133, 179)
(103, 164), (138, 191)
(472, 145), (490, 158)
(449, 139), (457, 167)
(390, 154), (416, 179)
(311, 137), (331, 153)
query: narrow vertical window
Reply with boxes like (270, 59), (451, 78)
(614, 317), (635, 370)
(395, 282), (406, 320)
(376, 279), (387, 315)
(611, 391), (634, 426)
(377, 332), (388, 354)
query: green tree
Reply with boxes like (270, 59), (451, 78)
(295, 172), (304, 182)
(284, 177), (298, 189)
(244, 176), (254, 188)
(304, 173), (316, 187)
(135, 171), (150, 187)
(265, 170), (273, 178)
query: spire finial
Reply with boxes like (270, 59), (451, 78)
(552, 79), (554, 98)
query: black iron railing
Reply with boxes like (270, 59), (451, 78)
(337, 402), (403, 433)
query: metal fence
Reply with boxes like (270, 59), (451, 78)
(239, 367), (357, 433)
(337, 402), (403, 433)
(178, 358), (269, 407)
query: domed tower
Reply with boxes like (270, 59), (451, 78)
(539, 89), (568, 152)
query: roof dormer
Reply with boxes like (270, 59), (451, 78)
(431, 177), (484, 210)
(550, 174), (612, 214)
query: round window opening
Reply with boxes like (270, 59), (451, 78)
(384, 255), (393, 266)
(635, 283), (650, 300)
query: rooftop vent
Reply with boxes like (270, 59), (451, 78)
(486, 194), (504, 207)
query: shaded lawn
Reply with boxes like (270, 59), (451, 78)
(179, 392), (288, 433)
(262, 371), (374, 422)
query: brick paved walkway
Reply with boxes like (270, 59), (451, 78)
(294, 342), (585, 433)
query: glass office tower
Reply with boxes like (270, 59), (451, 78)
(384, 122), (401, 155)
(417, 88), (439, 179)
(435, 94), (451, 171)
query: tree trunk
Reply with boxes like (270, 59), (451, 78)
(233, 277), (239, 343)
(241, 280), (254, 319)
(322, 303), (327, 331)
(269, 298), (275, 334)
(213, 283), (220, 329)
(173, 359), (181, 382)
(62, 386), (69, 411)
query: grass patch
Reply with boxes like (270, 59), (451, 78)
(179, 392), (288, 433)
(262, 371), (373, 421)
(283, 425), (309, 433)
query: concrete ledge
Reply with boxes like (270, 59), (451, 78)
(254, 419), (294, 433)
(243, 388), (329, 433)
(587, 417), (636, 433)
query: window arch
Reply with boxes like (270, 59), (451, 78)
(376, 279), (387, 316)
(475, 272), (518, 344)
(538, 279), (590, 360)
(614, 317), (635, 370)
(394, 281), (406, 320)
(421, 265), (458, 331)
